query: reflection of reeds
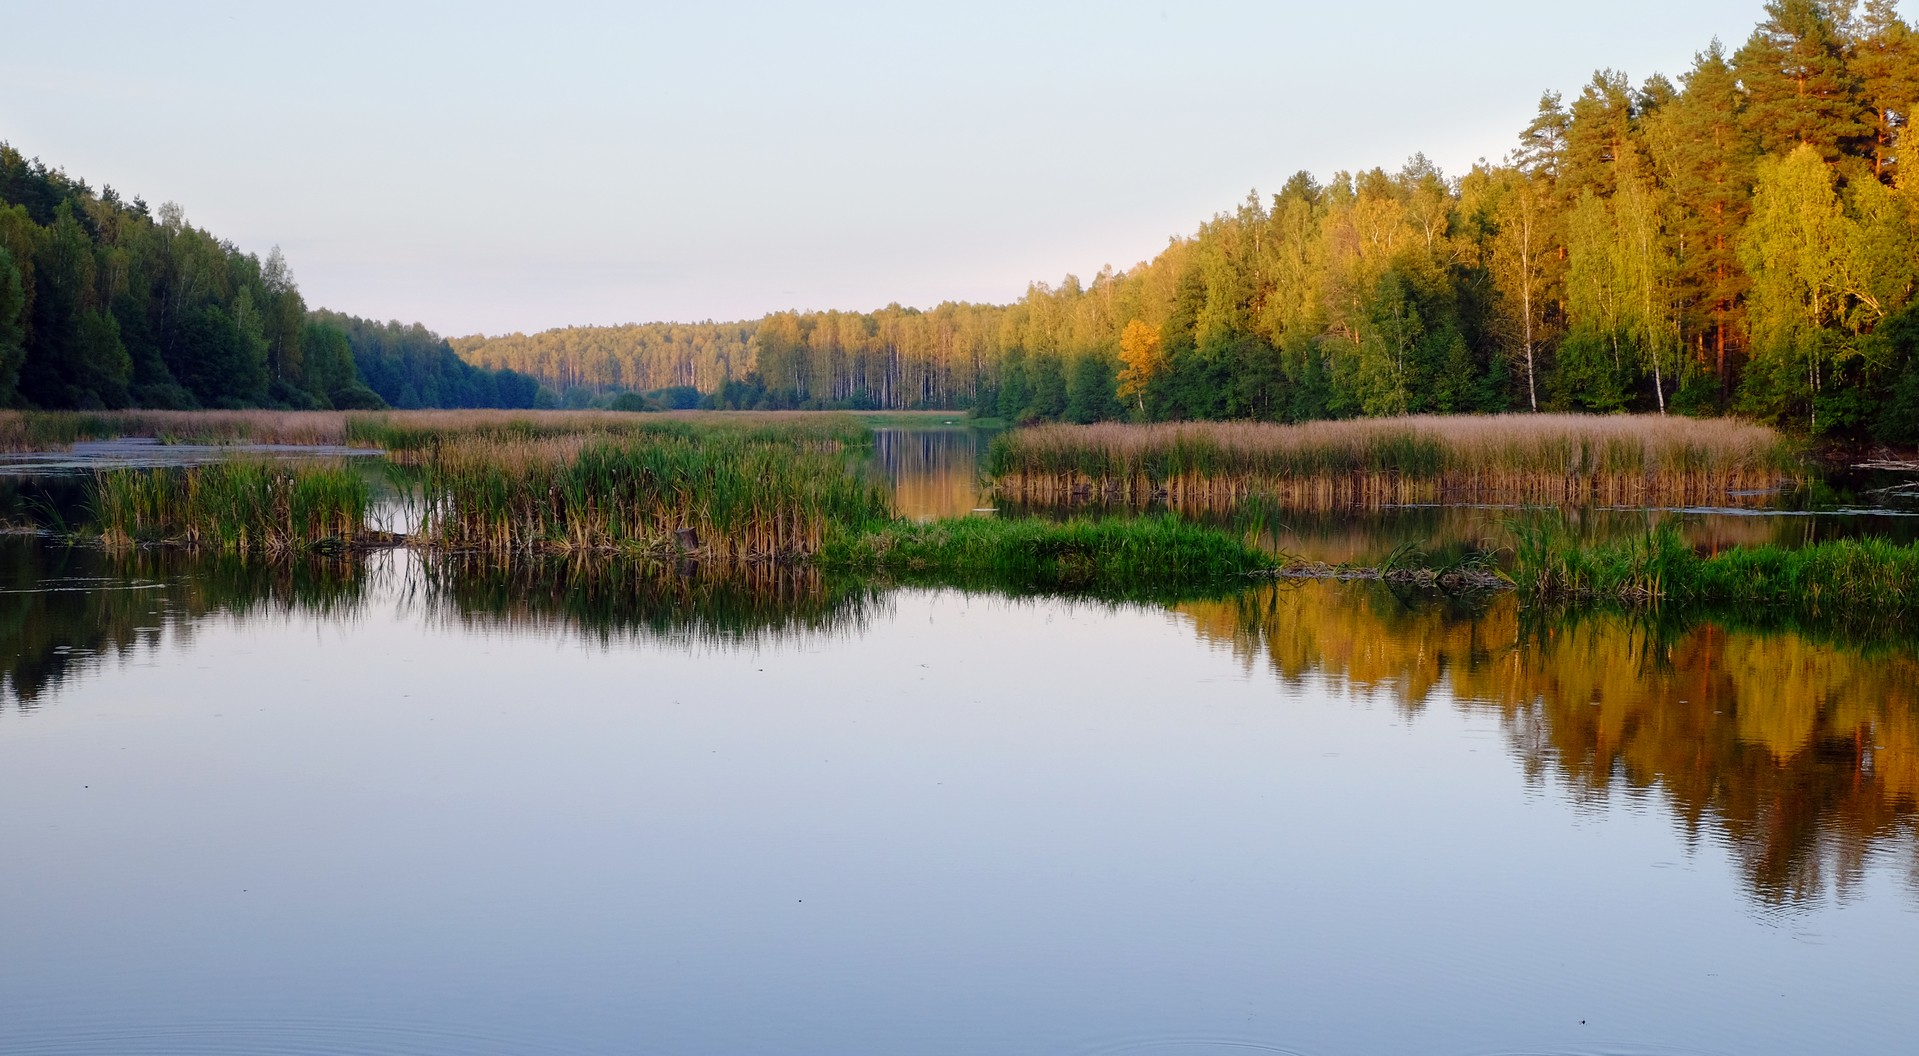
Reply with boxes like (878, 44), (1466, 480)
(0, 539), (372, 709)
(825, 514), (1275, 601)
(988, 415), (1802, 508)
(419, 551), (881, 647)
(93, 461), (369, 554)
(415, 434), (892, 560)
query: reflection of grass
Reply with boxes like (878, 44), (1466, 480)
(824, 514), (1276, 602)
(422, 552), (882, 645)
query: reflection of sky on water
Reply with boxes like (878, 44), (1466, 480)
(0, 540), (1916, 1055)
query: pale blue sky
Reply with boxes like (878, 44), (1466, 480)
(0, 1), (1872, 336)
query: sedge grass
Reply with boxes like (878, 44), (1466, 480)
(1509, 516), (1919, 619)
(414, 433), (891, 560)
(988, 415), (1803, 508)
(92, 460), (369, 554)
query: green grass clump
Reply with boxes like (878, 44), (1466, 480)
(92, 461), (369, 553)
(824, 514), (1278, 600)
(417, 433), (891, 559)
(1510, 517), (1919, 620)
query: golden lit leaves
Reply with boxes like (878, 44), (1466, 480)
(1116, 319), (1164, 410)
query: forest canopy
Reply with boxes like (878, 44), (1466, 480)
(452, 1), (1919, 439)
(10, 1), (1919, 435)
(0, 145), (541, 411)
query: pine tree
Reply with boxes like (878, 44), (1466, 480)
(1850, 0), (1919, 181)
(1735, 0), (1869, 161)
(1646, 42), (1761, 395)
(1561, 71), (1640, 200)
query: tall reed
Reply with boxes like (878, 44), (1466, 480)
(988, 415), (1803, 508)
(93, 460), (369, 553)
(414, 433), (892, 560)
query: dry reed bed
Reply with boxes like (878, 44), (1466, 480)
(0, 410), (353, 450)
(349, 410), (872, 461)
(0, 409), (877, 455)
(987, 415), (1803, 508)
(414, 434), (891, 561)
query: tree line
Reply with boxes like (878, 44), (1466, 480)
(0, 143), (541, 411)
(455, 1), (1919, 438)
(11, 2), (1919, 433)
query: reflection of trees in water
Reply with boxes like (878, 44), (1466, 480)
(869, 428), (991, 520)
(0, 543), (889, 710)
(0, 539), (373, 709)
(11, 532), (1918, 907)
(1177, 583), (1919, 908)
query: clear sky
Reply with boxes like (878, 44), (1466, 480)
(0, 1), (1870, 337)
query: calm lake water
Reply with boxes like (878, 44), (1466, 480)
(2, 430), (1918, 1055)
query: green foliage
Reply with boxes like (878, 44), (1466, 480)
(0, 143), (385, 411)
(0, 246), (26, 404)
(19, 1), (1919, 434)
(1064, 352), (1120, 423)
(311, 310), (539, 410)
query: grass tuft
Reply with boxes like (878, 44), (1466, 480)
(1509, 515), (1919, 620)
(414, 433), (891, 560)
(92, 461), (369, 553)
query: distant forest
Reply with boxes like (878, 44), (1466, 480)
(457, 1), (1919, 439)
(11, 1), (1919, 434)
(0, 145), (539, 411)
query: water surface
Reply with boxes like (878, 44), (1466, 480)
(2, 537), (1916, 1055)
